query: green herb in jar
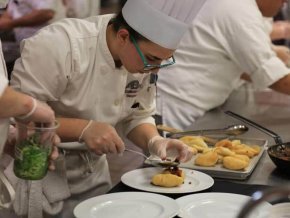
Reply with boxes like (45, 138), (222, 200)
(14, 134), (51, 180)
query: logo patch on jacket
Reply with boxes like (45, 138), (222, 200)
(125, 80), (141, 97)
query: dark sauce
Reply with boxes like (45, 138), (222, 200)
(269, 146), (290, 161)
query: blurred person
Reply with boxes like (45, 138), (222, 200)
(263, 17), (290, 66)
(0, 0), (66, 42)
(156, 0), (290, 130)
(271, 1), (290, 46)
(10, 0), (208, 216)
(63, 0), (100, 18)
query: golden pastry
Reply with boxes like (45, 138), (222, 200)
(231, 154), (250, 163)
(233, 146), (257, 158)
(232, 140), (242, 146)
(192, 138), (262, 171)
(151, 167), (185, 187)
(214, 146), (235, 156)
(223, 156), (249, 170)
(179, 136), (208, 152)
(215, 139), (233, 149)
(195, 150), (219, 167)
(250, 145), (261, 154)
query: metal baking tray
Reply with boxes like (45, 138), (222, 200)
(179, 137), (267, 180)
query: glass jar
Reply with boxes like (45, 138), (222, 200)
(13, 121), (59, 180)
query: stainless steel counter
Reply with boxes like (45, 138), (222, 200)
(188, 85), (290, 187)
(1, 85), (290, 218)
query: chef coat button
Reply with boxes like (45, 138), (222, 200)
(114, 99), (120, 106)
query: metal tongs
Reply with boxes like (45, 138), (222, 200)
(166, 124), (249, 138)
(225, 111), (285, 147)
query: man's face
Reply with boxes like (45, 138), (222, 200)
(119, 37), (175, 74)
(256, 0), (287, 17)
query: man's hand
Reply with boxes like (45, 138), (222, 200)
(4, 125), (60, 171)
(81, 121), (125, 155)
(48, 134), (60, 171)
(148, 136), (193, 162)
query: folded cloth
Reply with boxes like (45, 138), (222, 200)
(0, 170), (15, 209)
(4, 154), (71, 218)
(0, 154), (15, 210)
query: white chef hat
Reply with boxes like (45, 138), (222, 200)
(122, 0), (207, 49)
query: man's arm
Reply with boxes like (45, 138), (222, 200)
(270, 73), (290, 95)
(270, 21), (290, 41)
(56, 117), (90, 142)
(0, 86), (36, 118)
(127, 123), (159, 151)
(0, 9), (54, 30)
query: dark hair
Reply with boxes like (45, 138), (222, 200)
(111, 11), (148, 42)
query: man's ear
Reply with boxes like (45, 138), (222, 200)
(116, 28), (130, 45)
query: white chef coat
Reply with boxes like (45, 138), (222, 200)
(7, 0), (66, 42)
(11, 14), (156, 194)
(0, 41), (9, 156)
(157, 0), (290, 130)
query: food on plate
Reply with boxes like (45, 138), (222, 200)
(151, 167), (185, 187)
(179, 136), (208, 152)
(195, 150), (219, 167)
(223, 155), (250, 170)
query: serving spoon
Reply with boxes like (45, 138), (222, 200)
(124, 148), (179, 168)
(167, 124), (249, 138)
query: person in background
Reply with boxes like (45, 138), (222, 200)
(263, 17), (290, 67)
(63, 0), (100, 18)
(10, 0), (207, 216)
(271, 1), (290, 46)
(156, 0), (290, 130)
(0, 0), (66, 43)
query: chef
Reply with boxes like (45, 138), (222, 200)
(0, 0), (59, 210)
(10, 0), (207, 201)
(156, 0), (290, 130)
(0, 0), (57, 162)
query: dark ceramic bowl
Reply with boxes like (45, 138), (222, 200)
(267, 142), (290, 171)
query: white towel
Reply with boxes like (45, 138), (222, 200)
(4, 154), (71, 218)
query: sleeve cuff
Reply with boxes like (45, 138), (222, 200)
(123, 116), (156, 136)
(251, 57), (290, 90)
(0, 73), (8, 97)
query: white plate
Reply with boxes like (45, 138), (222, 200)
(176, 192), (272, 218)
(74, 192), (179, 218)
(121, 167), (214, 194)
